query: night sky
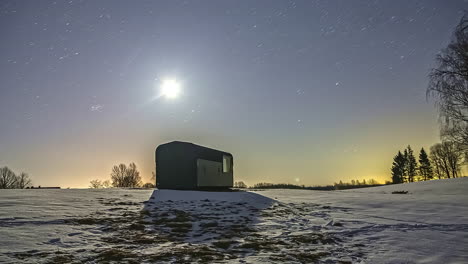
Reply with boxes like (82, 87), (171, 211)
(0, 1), (466, 187)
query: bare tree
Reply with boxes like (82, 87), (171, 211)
(151, 171), (156, 184)
(142, 182), (155, 188)
(111, 163), (127, 187)
(430, 148), (444, 179)
(367, 179), (380, 185)
(111, 163), (142, 188)
(124, 163), (141, 188)
(89, 179), (103, 189)
(102, 180), (111, 188)
(234, 181), (247, 188)
(16, 172), (32, 189)
(0, 167), (17, 189)
(427, 15), (468, 149)
(0, 167), (33, 189)
(429, 142), (463, 179)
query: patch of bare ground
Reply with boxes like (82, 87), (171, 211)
(94, 248), (139, 262)
(291, 233), (338, 245)
(151, 209), (193, 237)
(146, 245), (229, 263)
(44, 252), (76, 264)
(270, 251), (329, 263)
(237, 238), (279, 251)
(212, 239), (235, 249)
(12, 250), (51, 260)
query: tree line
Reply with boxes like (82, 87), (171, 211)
(0, 166), (32, 189)
(333, 179), (383, 190)
(248, 182), (335, 191)
(234, 181), (383, 191)
(391, 143), (463, 184)
(89, 162), (155, 188)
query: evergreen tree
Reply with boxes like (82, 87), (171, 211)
(403, 149), (409, 182)
(391, 151), (406, 184)
(418, 147), (433, 181)
(406, 145), (418, 182)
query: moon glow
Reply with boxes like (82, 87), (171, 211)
(160, 79), (181, 99)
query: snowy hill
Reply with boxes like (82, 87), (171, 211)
(349, 177), (468, 195)
(0, 178), (467, 263)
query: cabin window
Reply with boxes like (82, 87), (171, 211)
(223, 155), (231, 173)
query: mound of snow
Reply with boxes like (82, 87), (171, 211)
(346, 177), (468, 195)
(149, 189), (275, 209)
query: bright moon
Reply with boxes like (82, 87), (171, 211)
(161, 79), (181, 99)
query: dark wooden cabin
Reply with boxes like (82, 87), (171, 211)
(155, 141), (233, 190)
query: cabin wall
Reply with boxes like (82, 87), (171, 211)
(196, 159), (233, 187)
(192, 146), (233, 188)
(156, 144), (197, 189)
(156, 141), (233, 190)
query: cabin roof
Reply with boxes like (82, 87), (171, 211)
(156, 141), (233, 157)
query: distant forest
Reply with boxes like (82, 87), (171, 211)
(234, 180), (383, 191)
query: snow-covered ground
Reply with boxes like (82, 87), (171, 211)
(0, 178), (467, 263)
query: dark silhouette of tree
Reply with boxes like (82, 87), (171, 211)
(0, 167), (32, 189)
(111, 164), (127, 187)
(142, 182), (155, 188)
(334, 179), (382, 190)
(234, 181), (247, 188)
(430, 150), (444, 180)
(391, 151), (406, 184)
(111, 162), (142, 188)
(427, 15), (468, 149)
(429, 142), (463, 179)
(89, 179), (103, 188)
(16, 172), (32, 189)
(102, 180), (111, 188)
(151, 171), (156, 185)
(89, 179), (111, 188)
(250, 182), (336, 190)
(367, 179), (379, 185)
(124, 163), (141, 187)
(0, 167), (17, 189)
(418, 148), (433, 181)
(402, 149), (409, 182)
(430, 144), (446, 179)
(406, 145), (418, 182)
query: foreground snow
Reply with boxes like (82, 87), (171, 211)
(0, 178), (467, 263)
